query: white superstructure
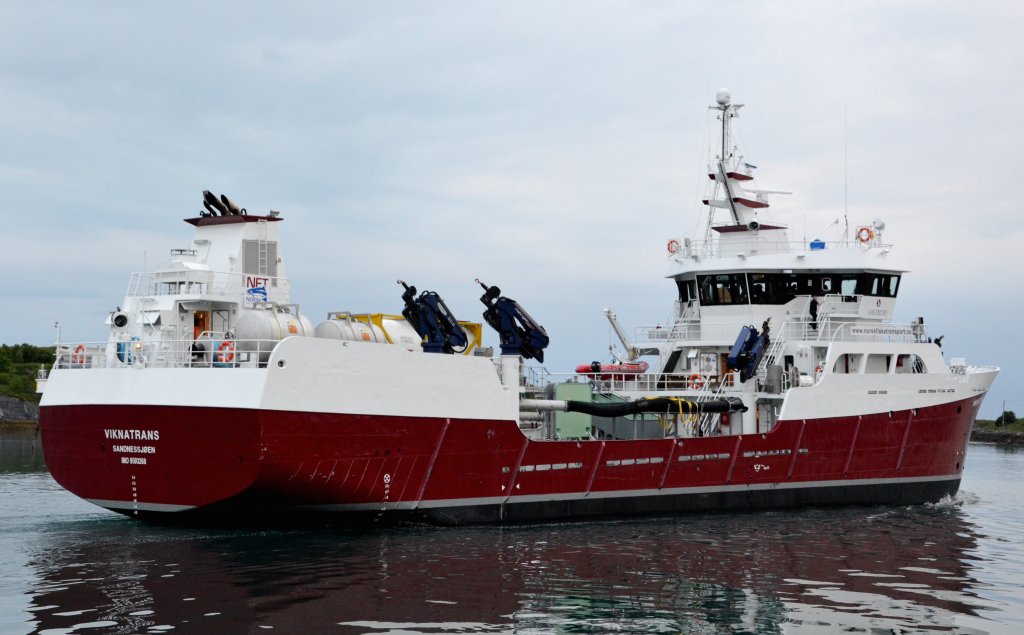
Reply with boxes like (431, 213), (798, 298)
(588, 90), (996, 438)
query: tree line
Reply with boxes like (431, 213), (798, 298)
(0, 344), (53, 404)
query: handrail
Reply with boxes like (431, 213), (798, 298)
(545, 370), (738, 396)
(671, 237), (894, 260)
(634, 317), (927, 346)
(125, 269), (291, 300)
(52, 337), (282, 370)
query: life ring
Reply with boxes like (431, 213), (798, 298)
(721, 411), (730, 427)
(688, 373), (704, 390)
(71, 344), (86, 365)
(667, 239), (681, 254)
(857, 227), (874, 243)
(214, 340), (235, 365)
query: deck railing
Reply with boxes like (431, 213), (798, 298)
(125, 270), (290, 300)
(673, 236), (894, 260)
(537, 370), (739, 396)
(52, 336), (281, 370)
(633, 317), (928, 345)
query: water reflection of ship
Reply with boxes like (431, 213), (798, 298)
(26, 505), (991, 633)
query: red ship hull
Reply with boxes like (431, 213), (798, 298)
(40, 393), (974, 524)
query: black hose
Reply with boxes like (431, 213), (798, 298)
(564, 397), (746, 417)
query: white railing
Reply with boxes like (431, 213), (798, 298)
(544, 369), (740, 439)
(634, 316), (927, 347)
(52, 337), (281, 370)
(541, 370), (739, 396)
(822, 319), (925, 344)
(125, 270), (290, 300)
(636, 321), (700, 342)
(673, 237), (894, 260)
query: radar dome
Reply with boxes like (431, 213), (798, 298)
(872, 218), (886, 231)
(716, 89), (732, 106)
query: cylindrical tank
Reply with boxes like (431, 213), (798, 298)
(235, 307), (314, 362)
(315, 313), (423, 352)
(315, 317), (387, 344)
(765, 364), (783, 393)
(377, 317), (424, 351)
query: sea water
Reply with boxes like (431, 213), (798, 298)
(2, 427), (1023, 634)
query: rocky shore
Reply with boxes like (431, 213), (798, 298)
(0, 394), (38, 423)
(971, 427), (1024, 445)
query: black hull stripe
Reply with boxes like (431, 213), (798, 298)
(96, 473), (961, 522)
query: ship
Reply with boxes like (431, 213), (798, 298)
(38, 90), (998, 524)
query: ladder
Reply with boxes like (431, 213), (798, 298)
(257, 219), (269, 276)
(694, 378), (731, 436)
(754, 319), (799, 386)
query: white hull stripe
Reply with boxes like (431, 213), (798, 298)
(87, 498), (197, 513)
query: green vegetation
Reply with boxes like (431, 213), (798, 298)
(0, 344), (53, 405)
(995, 410), (1018, 426)
(975, 415), (1024, 434)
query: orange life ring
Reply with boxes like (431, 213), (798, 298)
(857, 227), (874, 243)
(667, 239), (681, 254)
(688, 373), (704, 390)
(214, 340), (235, 365)
(71, 344), (86, 365)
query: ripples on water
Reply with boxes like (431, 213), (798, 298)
(3, 428), (1024, 634)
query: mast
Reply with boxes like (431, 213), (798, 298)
(712, 89), (744, 225)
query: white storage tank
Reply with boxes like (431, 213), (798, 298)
(315, 315), (388, 344)
(235, 305), (314, 362)
(315, 312), (424, 352)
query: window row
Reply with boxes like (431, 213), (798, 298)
(831, 353), (926, 374)
(679, 272), (901, 307)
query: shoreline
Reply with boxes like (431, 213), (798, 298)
(0, 420), (39, 433)
(971, 428), (1024, 446)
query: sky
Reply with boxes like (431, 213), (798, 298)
(2, 1), (1021, 417)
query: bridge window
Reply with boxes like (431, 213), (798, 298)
(698, 274), (748, 306)
(886, 275), (901, 297)
(699, 272), (902, 306)
(840, 275), (858, 296)
(676, 279), (697, 304)
(749, 274), (769, 303)
(857, 273), (901, 298)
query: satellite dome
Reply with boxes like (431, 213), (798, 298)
(716, 89), (732, 106)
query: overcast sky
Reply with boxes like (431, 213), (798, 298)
(2, 2), (1020, 417)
